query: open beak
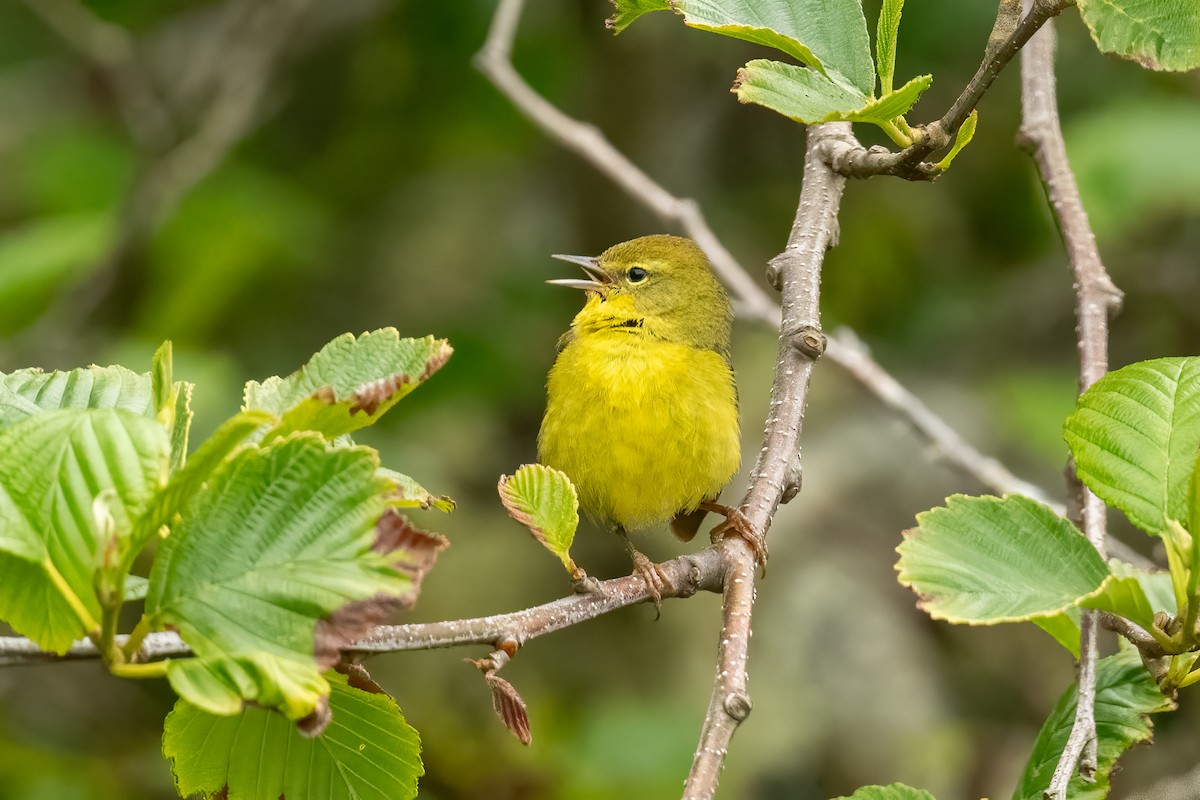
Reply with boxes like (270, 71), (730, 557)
(547, 253), (610, 291)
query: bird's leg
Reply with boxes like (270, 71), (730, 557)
(700, 501), (768, 570)
(616, 527), (672, 612)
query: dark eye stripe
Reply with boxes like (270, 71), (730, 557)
(628, 267), (649, 283)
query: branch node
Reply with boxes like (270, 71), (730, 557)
(723, 691), (753, 722)
(790, 325), (827, 359)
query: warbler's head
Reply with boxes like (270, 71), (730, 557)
(549, 235), (732, 353)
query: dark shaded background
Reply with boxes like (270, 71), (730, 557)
(0, 1), (1198, 798)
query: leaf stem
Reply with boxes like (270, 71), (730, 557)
(44, 559), (101, 636)
(122, 615), (154, 662)
(109, 660), (168, 679)
(880, 119), (912, 148)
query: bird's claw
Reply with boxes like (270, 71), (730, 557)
(711, 507), (769, 574)
(628, 548), (672, 617)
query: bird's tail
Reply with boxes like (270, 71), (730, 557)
(670, 507), (708, 542)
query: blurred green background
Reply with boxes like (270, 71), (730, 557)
(0, 1), (1198, 798)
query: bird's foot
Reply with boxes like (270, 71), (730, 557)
(626, 547), (673, 616)
(703, 502), (769, 573)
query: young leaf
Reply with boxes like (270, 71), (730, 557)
(832, 784), (936, 800)
(486, 673), (532, 745)
(244, 329), (452, 441)
(0, 364), (153, 430)
(935, 110), (977, 171)
(381, 467), (456, 512)
(1064, 357), (1200, 537)
(608, 0), (876, 98)
(1013, 650), (1174, 800)
(1076, 0), (1200, 72)
(151, 341), (194, 473)
(163, 668), (423, 800)
(0, 409), (168, 653)
(896, 495), (1110, 625)
(733, 60), (930, 127)
(1109, 560), (1176, 615)
(875, 0), (903, 95)
(499, 464), (580, 576)
(145, 435), (426, 717)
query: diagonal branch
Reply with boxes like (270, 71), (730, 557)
(1017, 15), (1122, 800)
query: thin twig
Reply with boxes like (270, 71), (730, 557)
(832, 0), (1075, 180)
(1017, 16), (1122, 800)
(684, 122), (848, 800)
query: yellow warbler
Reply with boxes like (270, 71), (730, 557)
(537, 235), (757, 600)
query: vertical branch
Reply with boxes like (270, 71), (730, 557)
(683, 122), (848, 800)
(1017, 16), (1122, 799)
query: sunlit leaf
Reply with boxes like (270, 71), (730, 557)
(1013, 650), (1174, 800)
(163, 668), (423, 800)
(1065, 357), (1200, 537)
(145, 435), (423, 718)
(0, 365), (153, 431)
(1077, 0), (1200, 71)
(935, 110), (977, 171)
(0, 409), (168, 652)
(381, 467), (455, 513)
(875, 0), (903, 95)
(499, 464), (580, 575)
(244, 329), (452, 440)
(1033, 610), (1081, 658)
(897, 495), (1110, 624)
(734, 60), (930, 126)
(609, 0), (876, 97)
(1081, 575), (1157, 631)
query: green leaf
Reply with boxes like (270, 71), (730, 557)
(1013, 650), (1174, 800)
(734, 60), (930, 126)
(935, 110), (977, 171)
(380, 468), (455, 513)
(1110, 560), (1176, 615)
(1081, 575), (1157, 630)
(1077, 0), (1200, 71)
(244, 330), (452, 440)
(1034, 610), (1081, 658)
(124, 575), (149, 602)
(0, 364), (153, 431)
(896, 495), (1110, 624)
(130, 410), (276, 557)
(875, 0), (903, 95)
(0, 409), (168, 652)
(0, 214), (113, 336)
(832, 784), (935, 800)
(609, 0), (876, 98)
(166, 654), (330, 720)
(163, 668), (423, 800)
(144, 435), (434, 717)
(1064, 357), (1200, 537)
(499, 464), (580, 575)
(150, 341), (194, 473)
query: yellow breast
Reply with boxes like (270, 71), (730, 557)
(537, 330), (740, 531)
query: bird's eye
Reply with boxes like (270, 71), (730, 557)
(627, 267), (649, 284)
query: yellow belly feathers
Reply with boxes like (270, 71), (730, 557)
(538, 330), (740, 531)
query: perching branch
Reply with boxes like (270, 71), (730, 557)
(1017, 16), (1122, 800)
(0, 547), (723, 667)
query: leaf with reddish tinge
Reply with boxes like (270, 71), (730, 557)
(145, 435), (422, 720)
(487, 673), (532, 745)
(244, 329), (452, 440)
(499, 464), (580, 577)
